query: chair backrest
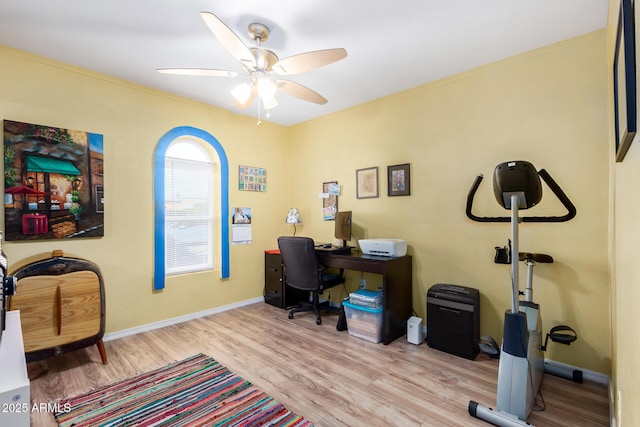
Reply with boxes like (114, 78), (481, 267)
(277, 236), (321, 291)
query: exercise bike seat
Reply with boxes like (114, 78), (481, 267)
(519, 252), (554, 263)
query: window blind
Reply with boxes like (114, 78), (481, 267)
(164, 156), (213, 274)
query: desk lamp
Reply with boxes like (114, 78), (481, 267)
(285, 208), (302, 236)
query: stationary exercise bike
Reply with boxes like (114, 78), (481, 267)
(465, 161), (579, 426)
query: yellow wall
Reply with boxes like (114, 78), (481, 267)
(0, 46), (291, 333)
(612, 135), (639, 426)
(609, 0), (640, 423)
(0, 29), (611, 376)
(288, 31), (610, 374)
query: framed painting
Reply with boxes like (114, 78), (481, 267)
(356, 167), (379, 199)
(3, 120), (104, 240)
(613, 0), (637, 162)
(387, 163), (410, 197)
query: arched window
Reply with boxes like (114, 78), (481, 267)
(154, 127), (229, 290)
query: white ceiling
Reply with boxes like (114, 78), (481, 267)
(0, 0), (608, 126)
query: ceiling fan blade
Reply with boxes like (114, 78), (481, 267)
(200, 12), (256, 68)
(272, 48), (347, 75)
(276, 80), (328, 105)
(156, 68), (239, 77)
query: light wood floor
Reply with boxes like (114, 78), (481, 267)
(28, 302), (609, 426)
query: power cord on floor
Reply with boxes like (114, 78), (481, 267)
(532, 388), (546, 412)
(339, 282), (349, 302)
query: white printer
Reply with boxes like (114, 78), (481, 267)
(358, 238), (407, 257)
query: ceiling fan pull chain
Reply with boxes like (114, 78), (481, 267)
(257, 100), (262, 125)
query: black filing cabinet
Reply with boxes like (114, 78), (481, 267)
(426, 284), (480, 360)
(264, 252), (307, 309)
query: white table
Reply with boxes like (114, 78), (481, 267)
(0, 310), (30, 427)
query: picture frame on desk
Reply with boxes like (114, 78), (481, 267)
(387, 163), (410, 196)
(356, 167), (379, 199)
(613, 0), (636, 162)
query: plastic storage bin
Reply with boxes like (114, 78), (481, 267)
(343, 301), (383, 343)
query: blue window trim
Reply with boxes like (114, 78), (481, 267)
(153, 126), (230, 290)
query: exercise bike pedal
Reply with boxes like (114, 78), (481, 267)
(541, 325), (577, 352)
(548, 325), (577, 345)
(478, 336), (500, 359)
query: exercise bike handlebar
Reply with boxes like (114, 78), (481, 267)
(465, 168), (577, 223)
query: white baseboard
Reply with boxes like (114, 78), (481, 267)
(609, 382), (616, 427)
(103, 297), (264, 342)
(544, 358), (609, 385)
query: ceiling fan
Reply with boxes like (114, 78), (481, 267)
(157, 12), (348, 122)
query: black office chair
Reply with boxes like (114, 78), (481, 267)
(277, 236), (345, 325)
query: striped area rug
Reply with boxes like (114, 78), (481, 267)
(55, 353), (313, 427)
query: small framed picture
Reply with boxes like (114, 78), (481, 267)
(356, 167), (379, 199)
(387, 163), (410, 196)
(238, 165), (267, 192)
(322, 181), (338, 220)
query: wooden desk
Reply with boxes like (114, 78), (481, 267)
(316, 251), (412, 345)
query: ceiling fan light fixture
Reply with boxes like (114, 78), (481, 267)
(231, 82), (253, 105)
(260, 92), (278, 110)
(257, 77), (277, 98)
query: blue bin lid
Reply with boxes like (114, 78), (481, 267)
(343, 301), (383, 314)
